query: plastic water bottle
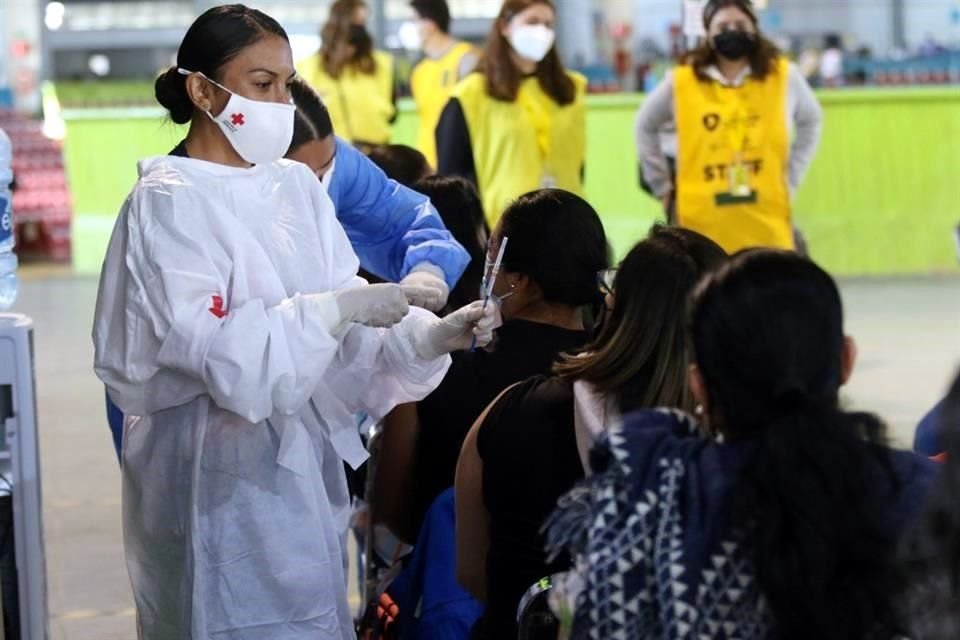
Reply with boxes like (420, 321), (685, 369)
(0, 127), (18, 311)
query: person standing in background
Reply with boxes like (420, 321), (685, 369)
(408, 0), (478, 168)
(297, 0), (396, 148)
(436, 0), (587, 226)
(636, 0), (822, 254)
(819, 34), (846, 88)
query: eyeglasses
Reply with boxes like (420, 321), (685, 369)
(597, 268), (617, 297)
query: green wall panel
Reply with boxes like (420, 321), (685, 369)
(58, 86), (960, 276)
(792, 89), (960, 275)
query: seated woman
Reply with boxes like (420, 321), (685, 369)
(455, 226), (727, 639)
(546, 249), (939, 640)
(374, 188), (608, 543)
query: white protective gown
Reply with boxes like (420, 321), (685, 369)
(93, 155), (451, 640)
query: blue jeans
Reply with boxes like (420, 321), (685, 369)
(106, 390), (123, 462)
(914, 397), (946, 456)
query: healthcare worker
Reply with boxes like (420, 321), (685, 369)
(284, 76), (463, 310)
(297, 0), (396, 148)
(436, 0), (587, 225)
(93, 6), (494, 639)
(105, 67), (470, 461)
(406, 0), (478, 168)
(636, 0), (822, 253)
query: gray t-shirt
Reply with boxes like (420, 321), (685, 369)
(635, 62), (823, 197)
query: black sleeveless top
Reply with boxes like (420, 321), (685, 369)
(410, 321), (588, 536)
(474, 375), (585, 639)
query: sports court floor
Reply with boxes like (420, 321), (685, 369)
(12, 267), (959, 640)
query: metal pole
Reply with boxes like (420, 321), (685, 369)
(371, 0), (387, 49)
(892, 0), (906, 49)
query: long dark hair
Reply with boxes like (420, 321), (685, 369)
(155, 4), (288, 124)
(412, 175), (489, 313)
(288, 77), (334, 154)
(690, 250), (902, 639)
(900, 369), (960, 637)
(497, 189), (608, 307)
(367, 145), (432, 187)
(686, 0), (781, 81)
(478, 0), (575, 104)
(320, 0), (376, 78)
(555, 226), (726, 414)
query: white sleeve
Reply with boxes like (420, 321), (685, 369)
(325, 309), (451, 420)
(94, 184), (346, 424)
(296, 167), (453, 469)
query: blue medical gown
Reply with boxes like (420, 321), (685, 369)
(106, 138), (470, 455)
(327, 137), (468, 288)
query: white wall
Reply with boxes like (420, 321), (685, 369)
(848, 1), (894, 54)
(556, 0), (601, 65)
(763, 0), (854, 39)
(618, 0), (960, 54)
(628, 0), (683, 52)
(905, 0), (960, 48)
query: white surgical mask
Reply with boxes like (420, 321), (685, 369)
(178, 68), (295, 166)
(508, 24), (555, 63)
(320, 157), (336, 190)
(480, 284), (513, 331)
(398, 21), (423, 52)
(480, 257), (514, 330)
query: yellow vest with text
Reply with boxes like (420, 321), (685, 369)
(411, 42), (475, 168)
(453, 72), (587, 225)
(297, 51), (395, 145)
(674, 58), (793, 253)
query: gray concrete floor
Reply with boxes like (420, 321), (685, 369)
(10, 268), (960, 639)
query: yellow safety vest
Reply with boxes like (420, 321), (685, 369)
(674, 58), (793, 253)
(297, 51), (395, 145)
(452, 72), (587, 225)
(411, 41), (475, 168)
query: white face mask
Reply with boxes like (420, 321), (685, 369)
(320, 157), (336, 190)
(178, 68), (295, 166)
(508, 24), (555, 63)
(398, 21), (423, 52)
(480, 255), (514, 330)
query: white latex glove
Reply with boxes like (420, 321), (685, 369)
(399, 263), (450, 312)
(411, 300), (497, 360)
(332, 283), (410, 329)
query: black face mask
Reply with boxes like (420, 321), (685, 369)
(712, 30), (758, 60)
(347, 24), (372, 48)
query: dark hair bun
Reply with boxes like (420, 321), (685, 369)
(156, 5), (290, 125)
(154, 68), (193, 124)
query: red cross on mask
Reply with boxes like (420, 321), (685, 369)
(230, 113), (245, 126)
